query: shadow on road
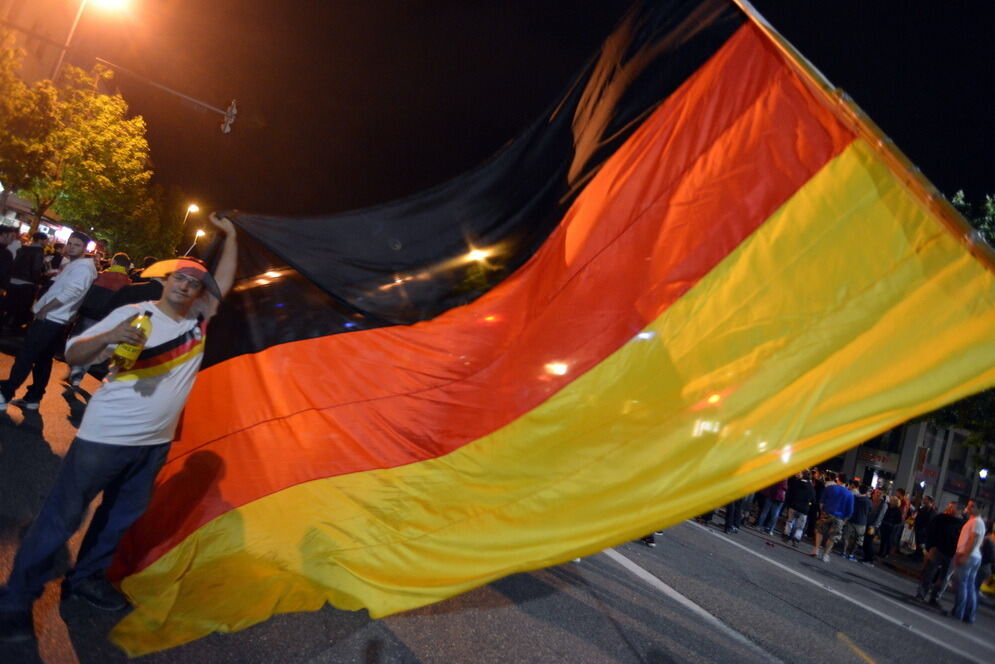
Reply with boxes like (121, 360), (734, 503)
(0, 411), (65, 549)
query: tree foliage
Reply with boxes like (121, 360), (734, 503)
(0, 28), (182, 257)
(0, 31), (59, 199)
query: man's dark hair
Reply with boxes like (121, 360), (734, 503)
(31, 231), (48, 242)
(848, 478), (859, 488)
(53, 242), (65, 250)
(69, 231), (90, 245)
(141, 255), (157, 268)
(824, 471), (837, 482)
(859, 484), (870, 494)
(924, 495), (934, 503)
(801, 470), (811, 481)
(0, 225), (16, 236)
(111, 252), (131, 267)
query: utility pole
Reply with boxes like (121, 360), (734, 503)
(95, 58), (237, 134)
(0, 19), (238, 134)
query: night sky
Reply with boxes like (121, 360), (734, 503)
(64, 0), (995, 219)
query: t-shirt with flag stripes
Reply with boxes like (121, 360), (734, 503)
(66, 302), (208, 446)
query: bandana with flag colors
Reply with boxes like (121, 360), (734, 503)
(107, 0), (995, 654)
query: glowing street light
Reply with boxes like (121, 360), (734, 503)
(52, 0), (130, 81)
(183, 229), (207, 256)
(981, 468), (990, 481)
(181, 203), (200, 228)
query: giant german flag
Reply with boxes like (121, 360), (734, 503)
(109, 0), (995, 654)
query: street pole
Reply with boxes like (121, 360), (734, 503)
(51, 0), (89, 82)
(181, 203), (199, 229)
(184, 230), (206, 256)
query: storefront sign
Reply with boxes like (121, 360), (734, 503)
(858, 449), (898, 473)
(944, 475), (970, 494)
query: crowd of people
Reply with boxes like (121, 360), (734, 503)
(0, 216), (237, 644)
(693, 469), (995, 625)
(0, 225), (163, 406)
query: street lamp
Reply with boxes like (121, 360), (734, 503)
(981, 468), (990, 481)
(51, 0), (130, 82)
(183, 229), (206, 256)
(181, 203), (200, 228)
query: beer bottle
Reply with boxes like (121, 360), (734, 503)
(110, 310), (153, 370)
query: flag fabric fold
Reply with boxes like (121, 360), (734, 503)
(107, 0), (995, 655)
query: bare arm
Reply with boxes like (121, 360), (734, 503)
(34, 298), (63, 320)
(195, 213), (238, 321)
(209, 212), (238, 298)
(65, 314), (145, 366)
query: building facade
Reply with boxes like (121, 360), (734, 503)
(830, 421), (993, 520)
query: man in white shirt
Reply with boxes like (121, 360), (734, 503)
(0, 214), (236, 644)
(0, 231), (96, 409)
(4, 227), (20, 258)
(948, 500), (986, 624)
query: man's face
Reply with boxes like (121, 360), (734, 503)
(163, 271), (204, 306)
(964, 501), (978, 517)
(65, 237), (86, 258)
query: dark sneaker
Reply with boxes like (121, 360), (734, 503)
(10, 398), (40, 411)
(0, 608), (34, 643)
(64, 576), (129, 611)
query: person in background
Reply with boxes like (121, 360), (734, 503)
(975, 522), (994, 595)
(948, 500), (986, 623)
(724, 496), (744, 534)
(811, 471), (853, 562)
(756, 478), (788, 534)
(782, 470), (815, 547)
(130, 255), (157, 282)
(66, 252), (134, 386)
(805, 469), (825, 540)
(915, 501), (963, 606)
(4, 225), (20, 258)
(0, 232), (95, 409)
(841, 483), (872, 561)
(3, 231), (47, 333)
(913, 495), (936, 561)
(877, 496), (904, 559)
(0, 225), (17, 301)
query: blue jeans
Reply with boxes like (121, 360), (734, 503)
(0, 437), (170, 610)
(0, 318), (67, 402)
(951, 555), (982, 623)
(758, 500), (783, 532)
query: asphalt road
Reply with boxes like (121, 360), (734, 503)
(1, 350), (993, 664)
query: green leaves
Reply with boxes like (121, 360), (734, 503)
(0, 28), (162, 253)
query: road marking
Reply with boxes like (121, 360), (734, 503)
(689, 522), (988, 664)
(837, 632), (876, 664)
(602, 548), (785, 664)
(737, 528), (995, 653)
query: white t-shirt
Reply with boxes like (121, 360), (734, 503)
(33, 256), (96, 324)
(66, 302), (208, 446)
(956, 515), (986, 558)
